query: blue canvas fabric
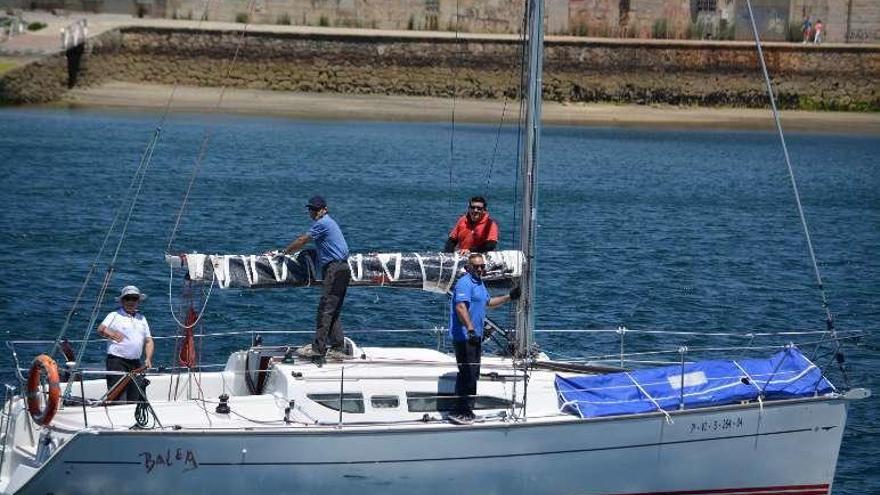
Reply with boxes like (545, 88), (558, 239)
(555, 347), (835, 419)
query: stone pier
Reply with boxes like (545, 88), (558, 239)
(1, 20), (878, 111)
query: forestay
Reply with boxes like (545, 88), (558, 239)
(555, 346), (835, 418)
(166, 249), (523, 293)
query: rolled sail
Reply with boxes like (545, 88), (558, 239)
(166, 250), (523, 293)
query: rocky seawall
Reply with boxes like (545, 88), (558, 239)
(1, 26), (878, 111)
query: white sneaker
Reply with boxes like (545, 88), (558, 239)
(325, 348), (349, 361)
(448, 413), (474, 425)
(295, 344), (319, 357)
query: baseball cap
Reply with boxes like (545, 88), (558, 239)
(306, 196), (327, 210)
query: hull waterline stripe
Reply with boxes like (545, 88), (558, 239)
(63, 427), (817, 467)
(609, 484), (829, 495)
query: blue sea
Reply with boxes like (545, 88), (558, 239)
(0, 108), (877, 492)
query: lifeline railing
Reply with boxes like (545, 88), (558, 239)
(0, 325), (862, 432)
(4, 327), (862, 388)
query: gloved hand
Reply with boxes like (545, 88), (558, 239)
(509, 286), (521, 301)
(467, 330), (481, 345)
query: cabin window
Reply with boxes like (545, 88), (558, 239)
(405, 392), (515, 412)
(307, 393), (365, 413)
(370, 395), (400, 409)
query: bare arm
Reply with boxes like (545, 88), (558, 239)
(487, 294), (512, 309)
(97, 324), (123, 343)
(455, 301), (475, 332)
(282, 233), (311, 255)
(143, 336), (154, 368)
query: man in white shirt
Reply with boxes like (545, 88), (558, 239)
(98, 286), (154, 403)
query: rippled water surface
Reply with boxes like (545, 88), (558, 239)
(0, 108), (877, 492)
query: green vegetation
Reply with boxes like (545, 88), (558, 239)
(235, 12), (250, 24)
(426, 15), (438, 31)
(407, 15), (414, 30)
(27, 21), (47, 31)
(172, 9), (195, 21)
(570, 20), (589, 37)
(318, 15), (329, 27)
(335, 18), (363, 28)
(652, 18), (670, 39)
(277, 12), (291, 25)
(0, 60), (17, 75)
(686, 21), (705, 39)
(719, 20), (734, 40)
(795, 95), (878, 112)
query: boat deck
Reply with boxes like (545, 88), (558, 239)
(44, 345), (566, 433)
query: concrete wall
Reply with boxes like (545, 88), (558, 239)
(3, 26), (876, 110)
(1, 1), (166, 16)
(734, 0), (791, 41)
(2, 0), (879, 41)
(166, 0), (531, 33)
(792, 0), (880, 43)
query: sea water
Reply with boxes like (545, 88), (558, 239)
(0, 108), (877, 492)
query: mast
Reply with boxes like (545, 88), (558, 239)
(514, 0), (544, 358)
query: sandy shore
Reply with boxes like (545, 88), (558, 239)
(59, 82), (880, 134)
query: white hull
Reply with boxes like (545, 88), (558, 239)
(3, 365), (847, 495)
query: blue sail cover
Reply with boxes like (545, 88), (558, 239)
(555, 347), (835, 419)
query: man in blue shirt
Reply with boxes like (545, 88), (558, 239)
(282, 195), (351, 361)
(448, 253), (520, 425)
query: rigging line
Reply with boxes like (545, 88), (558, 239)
(510, 2), (530, 255)
(484, 98), (509, 199)
(743, 0), (848, 388)
(49, 128), (160, 359)
(165, 0), (260, 253)
(67, 124), (160, 398)
(811, 349), (842, 395)
(52, 0), (223, 361)
(447, 0), (462, 208)
(153, 0), (218, 124)
(484, 21), (522, 201)
(167, 264), (216, 329)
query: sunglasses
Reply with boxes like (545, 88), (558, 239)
(470, 264), (486, 271)
(122, 296), (140, 302)
(468, 205), (485, 211)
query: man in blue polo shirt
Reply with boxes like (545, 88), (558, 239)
(448, 253), (520, 425)
(282, 195), (351, 361)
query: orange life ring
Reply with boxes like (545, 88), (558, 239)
(26, 354), (61, 426)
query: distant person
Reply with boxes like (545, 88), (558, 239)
(444, 196), (499, 254)
(813, 20), (824, 44)
(801, 16), (812, 44)
(98, 286), (154, 403)
(281, 195), (351, 362)
(447, 253), (520, 425)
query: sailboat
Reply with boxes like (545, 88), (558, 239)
(0, 1), (868, 493)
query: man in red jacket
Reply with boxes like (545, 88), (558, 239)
(444, 196), (499, 254)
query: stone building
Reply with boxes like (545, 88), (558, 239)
(2, 0), (878, 42)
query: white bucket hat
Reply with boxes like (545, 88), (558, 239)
(117, 285), (147, 302)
